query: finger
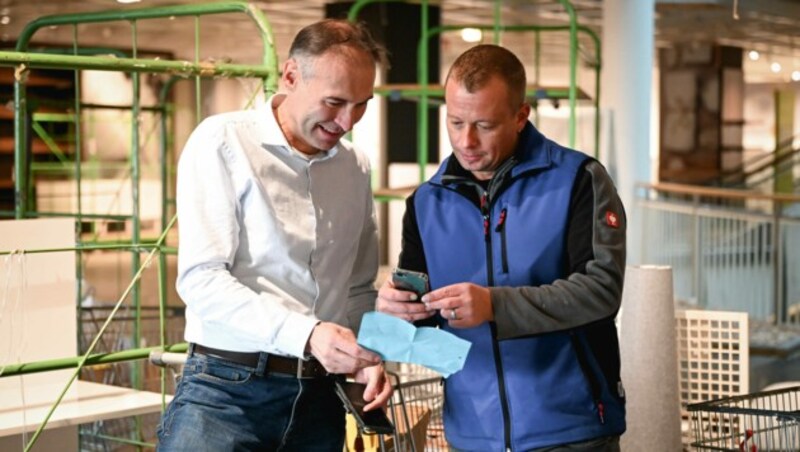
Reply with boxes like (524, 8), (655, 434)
(425, 295), (459, 311)
(377, 298), (430, 316)
(328, 332), (380, 367)
(401, 311), (437, 322)
(379, 280), (418, 302)
(364, 378), (393, 411)
(362, 369), (382, 402)
(421, 285), (461, 307)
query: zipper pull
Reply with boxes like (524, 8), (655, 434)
(597, 401), (605, 424)
(495, 208), (507, 232)
(480, 192), (490, 241)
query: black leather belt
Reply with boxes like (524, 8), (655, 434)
(192, 344), (328, 379)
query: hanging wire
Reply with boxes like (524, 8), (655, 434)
(23, 215), (177, 452)
(0, 250), (29, 448)
(733, 0), (740, 20)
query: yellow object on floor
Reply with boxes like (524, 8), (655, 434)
(343, 404), (432, 452)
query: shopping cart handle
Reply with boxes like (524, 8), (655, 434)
(149, 350), (188, 368)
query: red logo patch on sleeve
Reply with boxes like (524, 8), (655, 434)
(606, 211), (619, 228)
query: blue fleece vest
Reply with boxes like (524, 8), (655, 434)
(414, 124), (625, 451)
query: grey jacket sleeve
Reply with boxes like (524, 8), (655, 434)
(490, 160), (626, 340)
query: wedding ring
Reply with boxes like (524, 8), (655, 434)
(450, 308), (458, 320)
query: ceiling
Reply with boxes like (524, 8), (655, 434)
(0, 0), (799, 84)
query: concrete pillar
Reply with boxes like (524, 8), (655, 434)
(601, 0), (655, 264)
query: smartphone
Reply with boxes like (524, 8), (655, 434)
(334, 380), (395, 435)
(391, 268), (430, 298)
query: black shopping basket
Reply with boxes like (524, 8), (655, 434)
(688, 385), (800, 451)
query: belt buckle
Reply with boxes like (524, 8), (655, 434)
(296, 359), (305, 379)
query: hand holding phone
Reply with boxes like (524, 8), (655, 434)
(391, 268), (430, 298)
(334, 380), (395, 435)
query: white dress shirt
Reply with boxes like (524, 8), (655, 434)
(175, 94), (379, 358)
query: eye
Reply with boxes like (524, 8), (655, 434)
(449, 120), (463, 129)
(477, 123), (494, 131)
(325, 98), (344, 107)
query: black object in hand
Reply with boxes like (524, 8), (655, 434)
(334, 380), (395, 435)
(391, 268), (430, 298)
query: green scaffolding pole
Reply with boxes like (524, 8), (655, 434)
(0, 214), (178, 451)
(3, 3), (280, 449)
(11, 0), (279, 220)
(349, 0), (598, 183)
(424, 23), (601, 157)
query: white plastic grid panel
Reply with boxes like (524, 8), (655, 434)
(676, 309), (749, 408)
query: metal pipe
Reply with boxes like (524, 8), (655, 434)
(557, 0), (579, 148)
(159, 76), (181, 235)
(0, 51), (275, 77)
(0, 241), (170, 255)
(10, 2), (279, 219)
(773, 202), (784, 324)
(14, 1), (278, 91)
(0, 343), (189, 378)
(14, 64), (28, 219)
(0, 211), (132, 221)
(130, 19), (143, 395)
(423, 23), (601, 153)
(493, 0), (501, 44)
(417, 0), (429, 183)
(21, 214), (177, 450)
(347, 0), (405, 22)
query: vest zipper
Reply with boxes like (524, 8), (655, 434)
(570, 332), (606, 424)
(490, 322), (513, 451)
(482, 191), (512, 450)
(495, 207), (508, 273)
(480, 190), (495, 288)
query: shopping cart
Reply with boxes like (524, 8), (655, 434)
(688, 385), (800, 451)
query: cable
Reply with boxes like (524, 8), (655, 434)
(0, 250), (30, 451)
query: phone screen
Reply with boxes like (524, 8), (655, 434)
(334, 380), (394, 435)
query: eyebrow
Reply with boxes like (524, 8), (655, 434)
(327, 94), (374, 104)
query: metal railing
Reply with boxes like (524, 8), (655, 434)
(637, 182), (800, 325)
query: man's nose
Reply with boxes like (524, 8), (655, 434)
(335, 108), (358, 132)
(458, 127), (478, 148)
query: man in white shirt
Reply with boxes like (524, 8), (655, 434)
(157, 19), (391, 451)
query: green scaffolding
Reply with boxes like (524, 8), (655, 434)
(348, 0), (600, 185)
(0, 2), (279, 450)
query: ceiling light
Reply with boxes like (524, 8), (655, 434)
(117, 0), (141, 3)
(792, 71), (800, 82)
(770, 62), (781, 73)
(0, 16), (9, 25)
(460, 28), (482, 43)
(747, 50), (759, 61)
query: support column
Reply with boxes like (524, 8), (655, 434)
(601, 0), (655, 264)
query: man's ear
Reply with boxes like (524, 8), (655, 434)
(516, 103), (532, 132)
(282, 58), (300, 90)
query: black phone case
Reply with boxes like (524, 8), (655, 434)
(392, 268), (430, 297)
(334, 380), (395, 435)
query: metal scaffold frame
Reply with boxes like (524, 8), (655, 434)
(348, 0), (600, 186)
(0, 2), (279, 450)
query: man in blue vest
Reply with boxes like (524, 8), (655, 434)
(377, 44), (627, 451)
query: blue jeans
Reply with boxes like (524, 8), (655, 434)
(157, 352), (345, 451)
